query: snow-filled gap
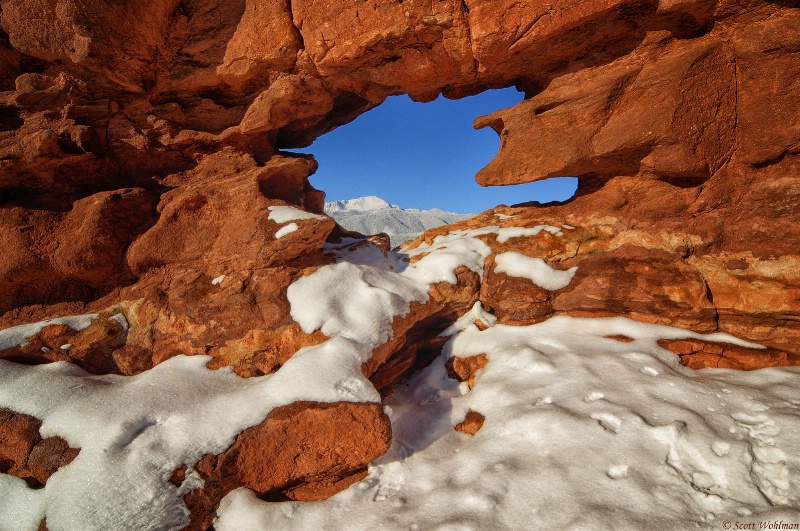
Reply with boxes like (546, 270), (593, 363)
(287, 88), (578, 215)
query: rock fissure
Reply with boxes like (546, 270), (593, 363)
(286, 0), (306, 52)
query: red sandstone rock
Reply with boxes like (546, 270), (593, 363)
(365, 266), (482, 397)
(126, 150), (333, 276)
(551, 245), (718, 332)
(476, 35), (736, 186)
(409, 199), (800, 366)
(181, 401), (391, 530)
(0, 0), (798, 519)
(480, 259), (554, 325)
(0, 313), (127, 374)
(54, 189), (158, 288)
(445, 353), (489, 389)
(658, 338), (800, 371)
(606, 335), (636, 343)
(455, 410), (486, 435)
(0, 408), (80, 488)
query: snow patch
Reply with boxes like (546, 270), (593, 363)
(0, 475), (45, 530)
(440, 301), (497, 337)
(288, 262), (428, 349)
(494, 252), (578, 290)
(275, 223), (298, 239)
(267, 206), (326, 224)
(496, 225), (563, 243)
(607, 465), (629, 479)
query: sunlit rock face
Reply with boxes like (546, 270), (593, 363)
(0, 0), (799, 525)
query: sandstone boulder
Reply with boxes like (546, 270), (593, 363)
(180, 401), (391, 530)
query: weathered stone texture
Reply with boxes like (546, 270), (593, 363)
(1, 0), (799, 522)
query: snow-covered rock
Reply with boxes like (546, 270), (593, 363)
(3, 217), (800, 530)
(217, 315), (800, 531)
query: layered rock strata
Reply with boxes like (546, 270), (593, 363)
(1, 0), (799, 526)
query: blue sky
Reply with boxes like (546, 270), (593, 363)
(291, 88), (577, 214)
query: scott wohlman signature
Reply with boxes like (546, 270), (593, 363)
(722, 521), (799, 530)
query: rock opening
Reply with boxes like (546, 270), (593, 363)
(294, 89), (578, 215)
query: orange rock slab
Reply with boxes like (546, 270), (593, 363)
(180, 401), (391, 530)
(659, 339), (800, 371)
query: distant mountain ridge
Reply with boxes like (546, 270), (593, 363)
(324, 196), (399, 214)
(324, 196), (472, 247)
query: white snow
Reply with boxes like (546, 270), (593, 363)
(0, 336), (378, 530)
(216, 316), (800, 530)
(268, 206), (325, 240)
(401, 232), (492, 284)
(288, 226), (498, 352)
(274, 223), (298, 239)
(267, 205), (326, 224)
(288, 262), (428, 349)
(0, 475), (44, 530)
(494, 251), (578, 290)
(496, 224), (564, 243)
(607, 464), (629, 479)
(439, 301), (497, 337)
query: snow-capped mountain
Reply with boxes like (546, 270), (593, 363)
(324, 195), (472, 246)
(323, 196), (399, 214)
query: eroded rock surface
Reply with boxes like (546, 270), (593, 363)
(181, 401), (391, 530)
(1, 0), (799, 525)
(0, 408), (80, 488)
(417, 205), (800, 368)
(0, 313), (128, 374)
